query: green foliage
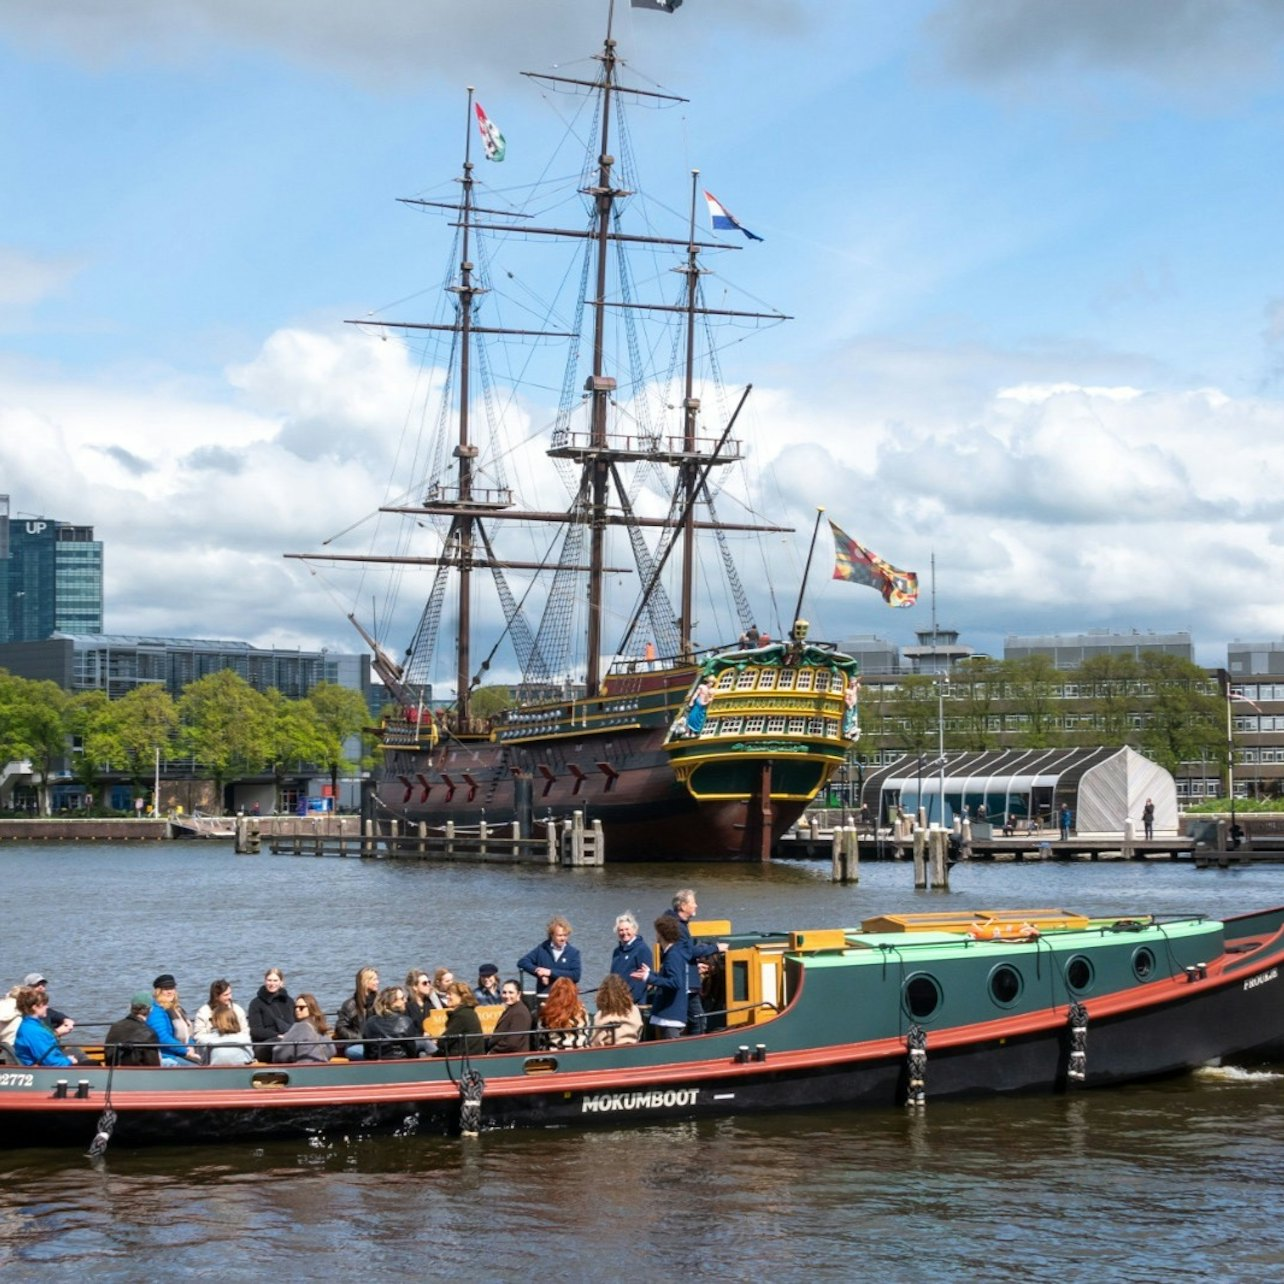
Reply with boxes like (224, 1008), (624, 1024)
(469, 685), (516, 719)
(177, 670), (274, 796)
(302, 681), (371, 800)
(0, 665), (375, 812)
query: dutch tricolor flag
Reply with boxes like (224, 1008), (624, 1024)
(704, 190), (763, 242)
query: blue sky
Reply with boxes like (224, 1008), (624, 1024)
(4, 0), (1284, 684)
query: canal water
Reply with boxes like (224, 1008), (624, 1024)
(1, 843), (1282, 1280)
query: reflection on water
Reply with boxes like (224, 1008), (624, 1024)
(4, 1080), (1283, 1280)
(1, 843), (1282, 1279)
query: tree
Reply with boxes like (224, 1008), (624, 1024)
(265, 689), (327, 812)
(114, 685), (179, 805)
(1076, 654), (1142, 746)
(881, 675), (939, 758)
(177, 670), (273, 807)
(1008, 654), (1063, 748)
(952, 657), (1002, 751)
(3, 678), (71, 815)
(66, 690), (122, 811)
(305, 681), (371, 804)
(469, 685), (515, 720)
(1139, 654), (1223, 774)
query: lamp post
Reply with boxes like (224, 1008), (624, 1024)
(937, 673), (949, 826)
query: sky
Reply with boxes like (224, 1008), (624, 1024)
(4, 0), (1284, 685)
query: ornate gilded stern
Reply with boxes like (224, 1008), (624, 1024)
(663, 636), (861, 803)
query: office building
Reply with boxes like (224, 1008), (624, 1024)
(1004, 629), (1194, 669)
(0, 495), (104, 643)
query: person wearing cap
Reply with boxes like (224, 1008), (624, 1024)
(474, 963), (503, 1006)
(104, 994), (162, 1067)
(21, 973), (73, 1037)
(12, 986), (75, 1067)
(145, 973), (200, 1066)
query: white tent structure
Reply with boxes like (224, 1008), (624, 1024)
(864, 746), (1178, 833)
(1075, 746), (1177, 833)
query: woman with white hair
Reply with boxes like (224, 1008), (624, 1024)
(609, 911), (651, 1005)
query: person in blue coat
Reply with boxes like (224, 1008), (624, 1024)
(145, 973), (199, 1066)
(662, 888), (726, 1035)
(517, 915), (582, 996)
(632, 916), (689, 1038)
(12, 987), (74, 1067)
(610, 912), (652, 1005)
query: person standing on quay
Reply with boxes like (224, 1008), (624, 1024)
(1059, 804), (1072, 841)
(1142, 798), (1155, 841)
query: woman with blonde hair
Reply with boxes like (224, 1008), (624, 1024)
(361, 986), (419, 1060)
(589, 973), (643, 1047)
(334, 967), (379, 1059)
(539, 976), (588, 1050)
(145, 973), (200, 1066)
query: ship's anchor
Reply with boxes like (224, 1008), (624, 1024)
(458, 1068), (486, 1137)
(1067, 1002), (1089, 1084)
(905, 1025), (927, 1108)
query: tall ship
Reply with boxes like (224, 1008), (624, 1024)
(290, 3), (860, 860)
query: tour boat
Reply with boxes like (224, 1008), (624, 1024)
(3, 905), (1282, 1152)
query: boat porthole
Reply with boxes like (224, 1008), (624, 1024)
(1132, 946), (1156, 980)
(1065, 955), (1094, 994)
(902, 972), (942, 1020)
(988, 963), (1023, 1007)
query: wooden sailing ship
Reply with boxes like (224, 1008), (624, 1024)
(289, 3), (860, 860)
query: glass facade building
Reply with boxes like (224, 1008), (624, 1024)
(0, 497), (104, 643)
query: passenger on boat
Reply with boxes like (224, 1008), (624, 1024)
(362, 986), (421, 1060)
(474, 963), (503, 1005)
(20, 973), (73, 1037)
(428, 966), (455, 1010)
(517, 915), (582, 996)
(589, 974), (643, 1047)
(663, 889), (726, 1036)
(194, 1005), (255, 1066)
(0, 986), (21, 1049)
(335, 967), (380, 1060)
(273, 994), (337, 1064)
(539, 977), (589, 1050)
(436, 981), (483, 1057)
(12, 986), (75, 1067)
(404, 969), (435, 1030)
(633, 916), (689, 1039)
(737, 624), (761, 648)
(146, 974), (200, 1066)
(192, 979), (250, 1040)
(609, 913), (651, 1005)
(103, 992), (161, 1067)
(247, 967), (295, 1058)
(487, 979), (534, 1054)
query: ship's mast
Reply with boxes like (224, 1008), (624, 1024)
(583, 22), (621, 696)
(453, 89), (480, 722)
(678, 170), (702, 661)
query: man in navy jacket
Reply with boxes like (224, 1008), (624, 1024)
(662, 888), (726, 1035)
(517, 915), (582, 996)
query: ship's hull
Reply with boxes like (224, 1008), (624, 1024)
(378, 643), (860, 861)
(3, 908), (1282, 1150)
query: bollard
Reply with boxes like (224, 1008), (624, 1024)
(929, 825), (949, 890)
(1122, 816), (1136, 860)
(913, 827), (927, 889)
(830, 827), (844, 883)
(445, 819), (455, 858)
(479, 819), (489, 857)
(844, 824), (860, 884)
